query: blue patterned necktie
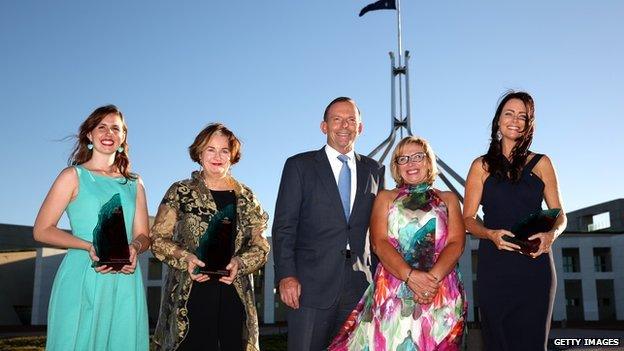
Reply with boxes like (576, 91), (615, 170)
(337, 154), (351, 220)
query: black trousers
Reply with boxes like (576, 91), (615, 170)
(178, 280), (246, 351)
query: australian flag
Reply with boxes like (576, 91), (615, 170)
(359, 0), (396, 17)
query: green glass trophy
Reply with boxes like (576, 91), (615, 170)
(92, 193), (130, 270)
(194, 204), (235, 277)
(503, 208), (561, 255)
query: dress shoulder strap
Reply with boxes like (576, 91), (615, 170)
(73, 164), (98, 183)
(72, 165), (87, 181)
(524, 153), (543, 173)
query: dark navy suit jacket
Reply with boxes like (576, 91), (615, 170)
(272, 147), (384, 309)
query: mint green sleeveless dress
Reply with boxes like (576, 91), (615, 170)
(46, 165), (149, 351)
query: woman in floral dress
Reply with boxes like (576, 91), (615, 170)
(329, 136), (467, 351)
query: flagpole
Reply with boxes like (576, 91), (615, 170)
(396, 0), (404, 138)
(366, 0), (470, 210)
(396, 0), (403, 63)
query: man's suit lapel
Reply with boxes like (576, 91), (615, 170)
(350, 153), (370, 225)
(314, 148), (347, 223)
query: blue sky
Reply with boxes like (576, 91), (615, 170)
(1, 0), (623, 228)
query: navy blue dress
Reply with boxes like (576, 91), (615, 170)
(477, 154), (556, 351)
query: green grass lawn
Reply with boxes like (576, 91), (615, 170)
(0, 335), (288, 351)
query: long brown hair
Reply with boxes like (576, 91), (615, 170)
(483, 91), (535, 182)
(68, 104), (136, 180)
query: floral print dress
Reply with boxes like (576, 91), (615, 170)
(329, 183), (466, 351)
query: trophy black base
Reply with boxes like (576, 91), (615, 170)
(503, 235), (540, 255)
(194, 267), (230, 277)
(94, 258), (131, 271)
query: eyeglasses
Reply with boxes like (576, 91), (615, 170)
(395, 152), (427, 165)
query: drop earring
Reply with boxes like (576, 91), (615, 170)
(496, 130), (502, 141)
(117, 146), (124, 153)
(87, 143), (93, 150)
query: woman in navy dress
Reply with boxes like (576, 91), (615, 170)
(463, 91), (567, 351)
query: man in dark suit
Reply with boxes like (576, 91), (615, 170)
(272, 97), (385, 351)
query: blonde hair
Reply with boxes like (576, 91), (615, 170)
(390, 136), (438, 186)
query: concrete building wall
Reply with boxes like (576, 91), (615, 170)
(566, 199), (624, 232)
(457, 237), (476, 322)
(611, 235), (624, 320)
(551, 243), (567, 321)
(31, 248), (66, 325)
(0, 251), (37, 325)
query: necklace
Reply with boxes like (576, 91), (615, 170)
(201, 172), (233, 191)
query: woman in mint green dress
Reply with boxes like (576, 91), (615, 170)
(34, 105), (150, 351)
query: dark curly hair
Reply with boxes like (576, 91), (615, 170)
(482, 91), (535, 182)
